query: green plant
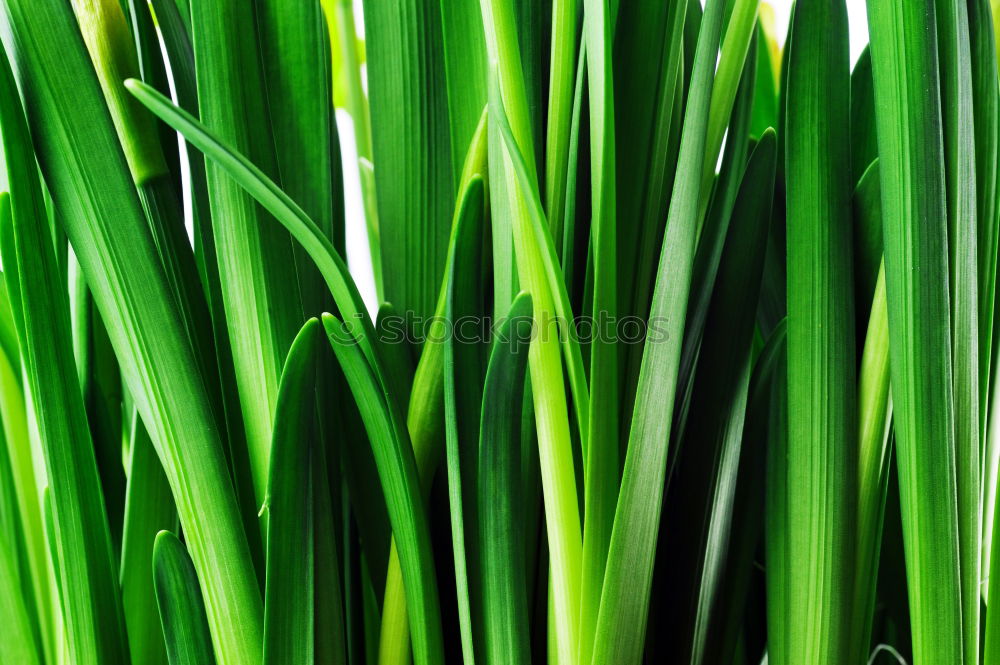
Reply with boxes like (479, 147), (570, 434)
(0, 0), (999, 664)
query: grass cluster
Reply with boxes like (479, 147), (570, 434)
(0, 0), (998, 663)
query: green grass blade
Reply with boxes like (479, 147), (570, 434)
(701, 321), (786, 665)
(970, 0), (1000, 595)
(764, 324), (790, 664)
(488, 71), (583, 664)
(853, 161), (884, 328)
(258, 0), (342, 286)
(784, 1), (856, 661)
(0, 4), (264, 661)
(697, 0), (760, 222)
(442, 178), (488, 665)
(579, 0), (620, 657)
(849, 262), (893, 664)
(0, 514), (40, 665)
(0, 290), (54, 665)
(264, 319), (323, 665)
(322, 314), (444, 665)
(936, 2), (982, 659)
(361, 0), (454, 331)
(544, 0), (579, 246)
(0, 40), (128, 664)
(479, 293), (534, 665)
(673, 128), (775, 665)
(153, 531), (217, 665)
(440, 0), (488, 189)
(589, 0), (727, 660)
(851, 48), (878, 187)
(120, 413), (178, 665)
(190, 0), (304, 503)
(865, 0), (965, 660)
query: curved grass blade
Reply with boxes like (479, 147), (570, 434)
(488, 71), (582, 664)
(153, 531), (216, 665)
(120, 413), (178, 665)
(700, 321), (786, 665)
(865, 0), (965, 660)
(972, 0), (1000, 594)
(668, 126), (775, 665)
(0, 40), (128, 664)
(0, 4), (264, 661)
(377, 113), (488, 665)
(851, 48), (878, 187)
(442, 177), (488, 664)
(589, 0), (728, 660)
(0, 283), (53, 663)
(190, 0), (305, 504)
(322, 314), (444, 665)
(479, 293), (534, 665)
(849, 262), (893, 664)
(263, 319), (323, 665)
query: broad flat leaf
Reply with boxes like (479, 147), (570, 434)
(866, 0), (965, 661)
(784, 1), (856, 661)
(153, 531), (216, 665)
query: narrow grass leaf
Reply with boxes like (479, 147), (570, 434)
(0, 39), (128, 664)
(443, 177), (488, 664)
(153, 531), (217, 665)
(0, 5), (264, 661)
(866, 0), (965, 660)
(590, 0), (727, 661)
(264, 319), (324, 665)
(322, 314), (444, 665)
(479, 293), (534, 665)
(120, 414), (178, 665)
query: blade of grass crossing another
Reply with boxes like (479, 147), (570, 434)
(322, 314), (444, 665)
(263, 319), (323, 664)
(479, 293), (534, 665)
(153, 532), (217, 665)
(588, 0), (727, 661)
(865, 0), (965, 661)
(0, 3), (265, 662)
(442, 177), (488, 665)
(0, 40), (128, 664)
